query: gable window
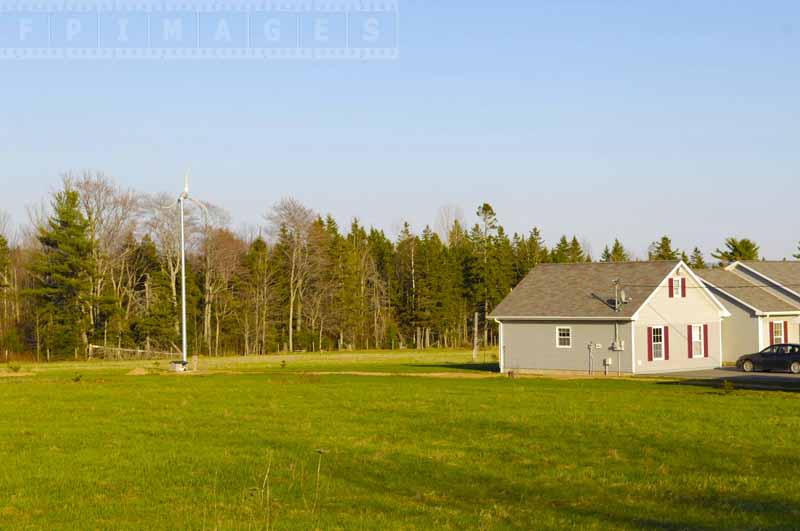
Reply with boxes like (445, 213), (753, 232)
(772, 321), (785, 345)
(691, 324), (704, 358)
(670, 278), (685, 299)
(556, 327), (572, 349)
(652, 327), (664, 360)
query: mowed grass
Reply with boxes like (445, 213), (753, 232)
(1, 351), (800, 529)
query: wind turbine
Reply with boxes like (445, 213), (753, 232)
(172, 170), (208, 370)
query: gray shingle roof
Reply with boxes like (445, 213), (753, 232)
(490, 261), (679, 320)
(699, 269), (800, 313)
(736, 261), (800, 296)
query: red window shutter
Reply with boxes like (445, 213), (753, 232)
(681, 278), (687, 298)
(664, 326), (670, 360)
(703, 324), (709, 358)
(770, 322), (775, 346)
(668, 279), (674, 298)
(647, 327), (653, 361)
(785, 321), (790, 343)
(688, 325), (693, 358)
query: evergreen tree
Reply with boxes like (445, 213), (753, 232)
(648, 236), (680, 261)
(712, 238), (760, 263)
(689, 247), (707, 269)
(128, 235), (178, 350)
(551, 236), (571, 263)
(566, 236), (588, 263)
(28, 187), (95, 358)
(794, 242), (800, 260)
(601, 239), (631, 262)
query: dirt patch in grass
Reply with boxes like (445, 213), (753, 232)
(0, 371), (35, 378)
(127, 368), (150, 376)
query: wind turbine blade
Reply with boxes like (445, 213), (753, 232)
(183, 169), (191, 195)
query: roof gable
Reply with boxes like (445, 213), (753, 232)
(729, 261), (800, 299)
(699, 268), (800, 314)
(490, 261), (680, 320)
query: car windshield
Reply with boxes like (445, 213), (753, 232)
(761, 346), (777, 354)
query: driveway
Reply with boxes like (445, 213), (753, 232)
(643, 367), (800, 391)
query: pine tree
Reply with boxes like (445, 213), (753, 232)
(28, 187), (95, 358)
(648, 236), (680, 261)
(794, 242), (800, 260)
(129, 236), (178, 351)
(551, 236), (571, 263)
(689, 247), (707, 269)
(712, 238), (760, 263)
(601, 239), (631, 262)
(567, 236), (587, 263)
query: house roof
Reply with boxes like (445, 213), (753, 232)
(490, 261), (680, 320)
(699, 269), (800, 313)
(734, 261), (800, 297)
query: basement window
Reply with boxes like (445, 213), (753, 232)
(556, 327), (572, 349)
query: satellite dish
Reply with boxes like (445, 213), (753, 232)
(620, 289), (631, 304)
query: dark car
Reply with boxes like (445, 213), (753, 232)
(737, 344), (800, 374)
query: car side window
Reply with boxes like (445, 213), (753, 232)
(762, 346), (777, 354)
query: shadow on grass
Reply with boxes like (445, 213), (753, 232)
(657, 376), (800, 393)
(409, 363), (501, 373)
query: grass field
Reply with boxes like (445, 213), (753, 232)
(2, 350), (800, 530)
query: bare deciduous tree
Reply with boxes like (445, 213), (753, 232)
(266, 198), (315, 353)
(435, 204), (465, 245)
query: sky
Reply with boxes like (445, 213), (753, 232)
(1, 0), (799, 260)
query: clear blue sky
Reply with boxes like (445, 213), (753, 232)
(1, 1), (798, 259)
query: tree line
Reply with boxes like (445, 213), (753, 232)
(0, 173), (795, 360)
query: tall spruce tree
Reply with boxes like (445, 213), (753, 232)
(28, 187), (95, 358)
(566, 236), (588, 263)
(648, 236), (680, 261)
(551, 236), (571, 263)
(601, 239), (631, 262)
(689, 247), (707, 269)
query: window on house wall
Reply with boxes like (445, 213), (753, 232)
(691, 324), (704, 358)
(652, 327), (664, 360)
(556, 327), (572, 348)
(773, 321), (785, 345)
(673, 278), (685, 299)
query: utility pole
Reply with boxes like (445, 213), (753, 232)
(169, 171), (208, 371)
(179, 189), (188, 366)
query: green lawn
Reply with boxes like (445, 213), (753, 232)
(1, 351), (799, 529)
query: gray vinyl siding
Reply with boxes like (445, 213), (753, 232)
(502, 320), (633, 373)
(707, 287), (760, 362)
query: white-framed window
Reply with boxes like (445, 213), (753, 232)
(691, 324), (704, 358)
(652, 326), (664, 360)
(773, 321), (785, 345)
(673, 278), (684, 299)
(556, 327), (572, 349)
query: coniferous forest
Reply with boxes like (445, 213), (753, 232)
(0, 173), (788, 360)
